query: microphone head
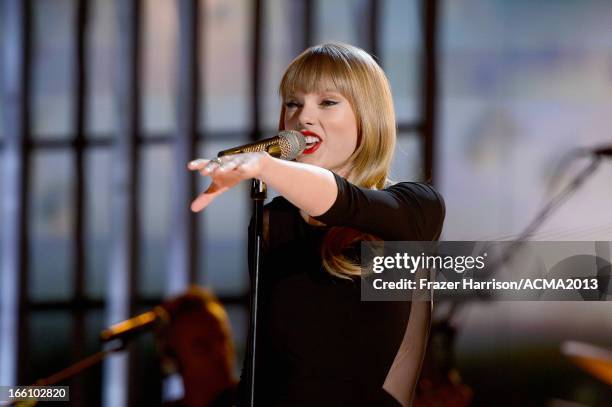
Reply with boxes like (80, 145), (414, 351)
(277, 130), (306, 160)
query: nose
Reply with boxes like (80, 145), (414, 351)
(297, 102), (316, 128)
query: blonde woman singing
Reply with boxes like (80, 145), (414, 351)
(189, 42), (445, 407)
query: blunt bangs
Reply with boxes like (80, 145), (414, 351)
(279, 45), (356, 101)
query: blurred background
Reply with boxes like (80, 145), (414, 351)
(1, 0), (611, 406)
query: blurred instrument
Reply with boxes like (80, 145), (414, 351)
(561, 341), (612, 387)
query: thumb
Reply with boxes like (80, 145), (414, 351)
(190, 183), (229, 212)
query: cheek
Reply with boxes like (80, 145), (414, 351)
(283, 111), (296, 129)
(332, 113), (358, 151)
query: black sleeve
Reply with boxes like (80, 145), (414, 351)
(312, 172), (445, 241)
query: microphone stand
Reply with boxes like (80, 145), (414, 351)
(10, 340), (125, 406)
(13, 309), (167, 406)
(33, 341), (125, 387)
(246, 178), (266, 407)
(219, 137), (302, 406)
(472, 155), (604, 295)
(493, 155), (602, 268)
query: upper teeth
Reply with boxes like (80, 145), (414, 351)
(305, 136), (320, 144)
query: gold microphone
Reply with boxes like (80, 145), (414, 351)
(217, 130), (306, 160)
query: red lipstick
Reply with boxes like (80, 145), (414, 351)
(300, 130), (322, 155)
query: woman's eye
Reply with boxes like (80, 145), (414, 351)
(284, 101), (300, 108)
(321, 100), (338, 107)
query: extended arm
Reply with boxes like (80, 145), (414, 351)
(188, 152), (338, 217)
(188, 151), (444, 241)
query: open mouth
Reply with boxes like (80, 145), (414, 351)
(301, 130), (322, 154)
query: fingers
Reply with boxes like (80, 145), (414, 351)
(215, 156), (242, 173)
(217, 155), (260, 175)
(188, 157), (231, 176)
(191, 159), (223, 175)
(189, 156), (250, 177)
(188, 158), (209, 170)
(187, 154), (259, 212)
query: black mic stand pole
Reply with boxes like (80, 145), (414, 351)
(246, 178), (266, 407)
(222, 142), (293, 406)
(13, 312), (166, 406)
(34, 341), (125, 387)
(486, 155), (602, 275)
(10, 340), (125, 406)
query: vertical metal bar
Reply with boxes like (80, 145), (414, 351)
(245, 1), (265, 405)
(0, 0), (31, 388)
(168, 0), (199, 295)
(250, 0), (263, 141)
(247, 181), (266, 407)
(103, 0), (141, 406)
(368, 0), (380, 61)
(290, 0), (314, 52)
(303, 0), (314, 50)
(420, 0), (438, 184)
(71, 1), (88, 404)
(73, 0), (87, 304)
(595, 242), (611, 300)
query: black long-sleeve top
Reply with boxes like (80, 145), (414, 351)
(239, 173), (445, 407)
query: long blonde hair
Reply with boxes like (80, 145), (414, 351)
(278, 42), (397, 279)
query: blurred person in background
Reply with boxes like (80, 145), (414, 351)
(157, 286), (237, 407)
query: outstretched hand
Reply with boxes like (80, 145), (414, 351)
(187, 152), (269, 212)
